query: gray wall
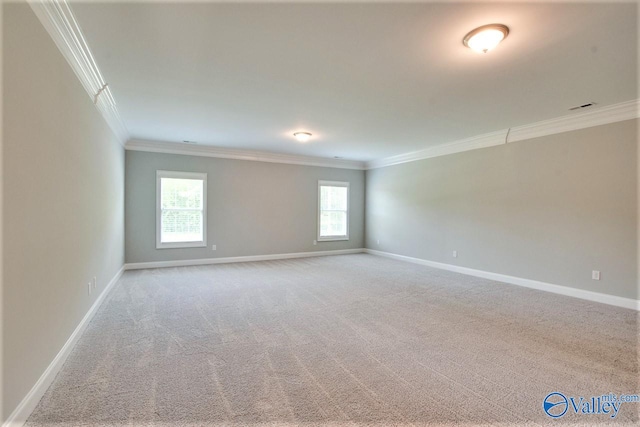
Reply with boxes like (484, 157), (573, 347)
(366, 119), (638, 300)
(125, 151), (365, 263)
(2, 3), (125, 420)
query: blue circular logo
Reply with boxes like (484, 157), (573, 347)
(543, 392), (568, 418)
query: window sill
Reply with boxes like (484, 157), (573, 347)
(317, 236), (349, 242)
(156, 241), (206, 249)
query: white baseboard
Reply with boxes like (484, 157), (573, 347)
(2, 266), (125, 427)
(124, 248), (365, 270)
(365, 249), (639, 311)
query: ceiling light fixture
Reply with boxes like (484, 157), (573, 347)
(293, 132), (312, 142)
(463, 24), (509, 53)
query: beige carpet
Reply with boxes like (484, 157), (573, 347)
(26, 254), (638, 426)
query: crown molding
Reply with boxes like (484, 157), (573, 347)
(507, 99), (639, 143)
(126, 139), (367, 170)
(366, 99), (639, 169)
(366, 129), (508, 169)
(28, 0), (129, 144)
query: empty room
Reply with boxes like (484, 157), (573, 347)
(1, 0), (638, 426)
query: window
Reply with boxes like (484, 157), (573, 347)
(156, 171), (207, 249)
(318, 180), (349, 241)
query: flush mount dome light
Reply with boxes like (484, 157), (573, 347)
(293, 132), (312, 142)
(463, 24), (509, 53)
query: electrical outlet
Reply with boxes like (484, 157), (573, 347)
(377, 239), (380, 245)
(211, 245), (216, 251)
(87, 282), (92, 296)
(313, 240), (317, 245)
(592, 270), (601, 281)
(453, 250), (458, 258)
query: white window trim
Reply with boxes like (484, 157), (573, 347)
(156, 170), (207, 249)
(317, 180), (350, 242)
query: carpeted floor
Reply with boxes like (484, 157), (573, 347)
(27, 254), (638, 426)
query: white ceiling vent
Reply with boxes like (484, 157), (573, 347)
(569, 102), (597, 111)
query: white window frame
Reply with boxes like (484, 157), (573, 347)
(156, 170), (207, 249)
(317, 180), (350, 242)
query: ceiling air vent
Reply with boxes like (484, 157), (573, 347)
(569, 102), (596, 111)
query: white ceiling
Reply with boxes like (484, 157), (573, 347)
(71, 1), (637, 162)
